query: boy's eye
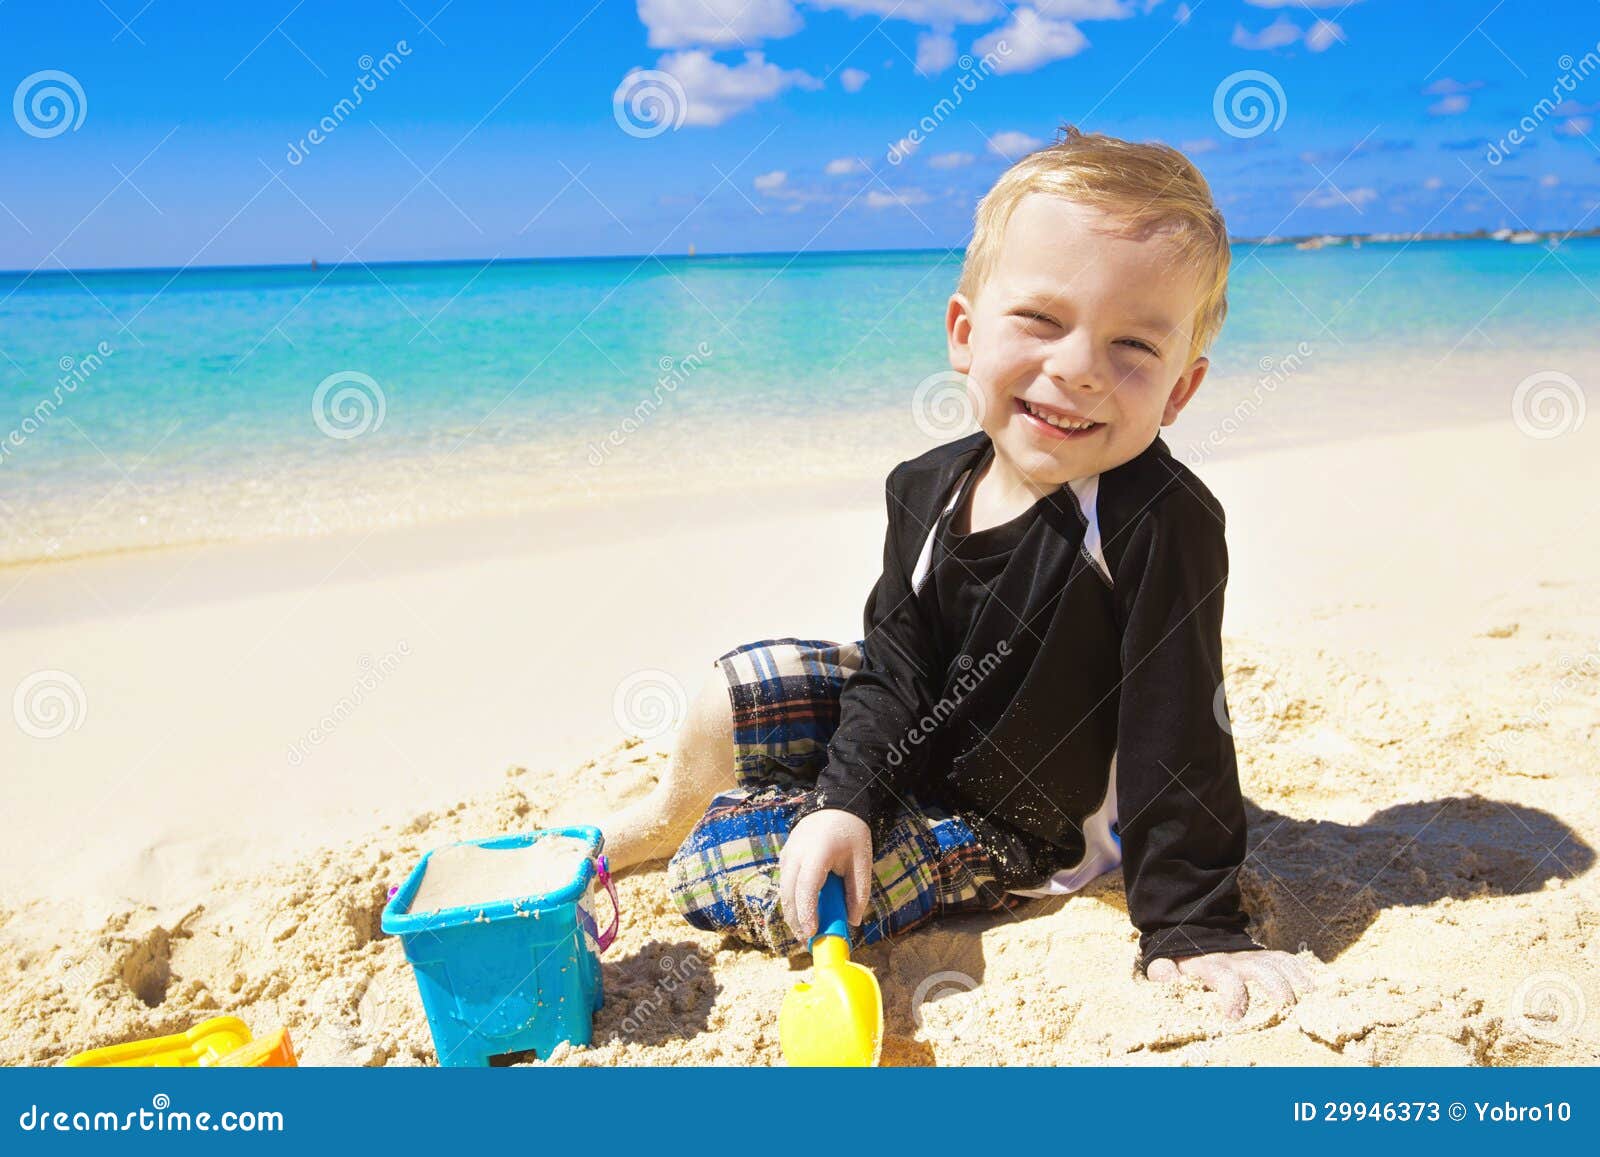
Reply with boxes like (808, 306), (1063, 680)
(1014, 312), (1157, 355)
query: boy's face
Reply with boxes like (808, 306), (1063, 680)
(945, 193), (1212, 491)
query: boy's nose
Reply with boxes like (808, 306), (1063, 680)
(1040, 331), (1105, 393)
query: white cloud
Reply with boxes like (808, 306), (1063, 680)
(645, 50), (820, 126)
(1556, 116), (1593, 135)
(755, 173), (832, 208)
(1180, 138), (1218, 154)
(1173, 2), (1191, 23)
(929, 150), (976, 168)
(1423, 176), (1443, 190)
(1305, 19), (1343, 52)
(1246, 0), (1355, 7)
(1032, 0), (1133, 16)
(916, 30), (957, 74)
(807, 0), (1001, 23)
(1231, 16), (1301, 51)
(989, 129), (1044, 158)
(1424, 77), (1484, 95)
(1232, 14), (1345, 53)
(975, 8), (1090, 74)
(1429, 93), (1470, 116)
(1306, 185), (1378, 209)
(1541, 173), (1560, 188)
(864, 187), (932, 208)
(825, 156), (864, 174)
(840, 67), (870, 92)
(638, 0), (802, 48)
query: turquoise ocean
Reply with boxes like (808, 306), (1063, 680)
(2, 239), (1595, 565)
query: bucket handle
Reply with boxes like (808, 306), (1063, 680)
(593, 854), (620, 952)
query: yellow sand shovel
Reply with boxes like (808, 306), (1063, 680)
(63, 1016), (298, 1067)
(779, 873), (883, 1066)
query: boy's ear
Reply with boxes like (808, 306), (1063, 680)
(1161, 356), (1209, 426)
(945, 292), (974, 374)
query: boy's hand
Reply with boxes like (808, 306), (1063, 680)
(779, 808), (874, 942)
(1146, 948), (1319, 1021)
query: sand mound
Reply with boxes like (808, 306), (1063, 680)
(3, 618), (1597, 1067)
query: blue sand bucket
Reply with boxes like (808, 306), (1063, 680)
(381, 826), (621, 1067)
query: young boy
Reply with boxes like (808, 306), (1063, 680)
(606, 126), (1314, 1021)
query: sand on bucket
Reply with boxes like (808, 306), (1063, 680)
(408, 834), (593, 914)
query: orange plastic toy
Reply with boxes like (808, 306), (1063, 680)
(64, 1016), (297, 1068)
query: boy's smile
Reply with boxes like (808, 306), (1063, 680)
(1015, 395), (1106, 438)
(946, 193), (1212, 503)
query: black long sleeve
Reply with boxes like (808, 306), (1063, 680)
(1112, 490), (1260, 975)
(796, 466), (946, 830)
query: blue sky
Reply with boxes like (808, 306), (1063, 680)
(0, 0), (1596, 270)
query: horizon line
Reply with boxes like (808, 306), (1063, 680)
(3, 224), (1595, 279)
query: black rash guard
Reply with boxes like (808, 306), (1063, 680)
(929, 454), (1043, 663)
(793, 431), (1261, 975)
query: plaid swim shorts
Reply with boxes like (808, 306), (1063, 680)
(666, 636), (1056, 957)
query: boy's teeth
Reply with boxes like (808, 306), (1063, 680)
(1022, 399), (1099, 430)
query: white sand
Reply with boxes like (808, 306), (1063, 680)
(1, 416), (1597, 1066)
(0, 475), (882, 921)
(408, 836), (594, 914)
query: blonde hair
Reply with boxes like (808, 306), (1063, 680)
(957, 124), (1231, 363)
